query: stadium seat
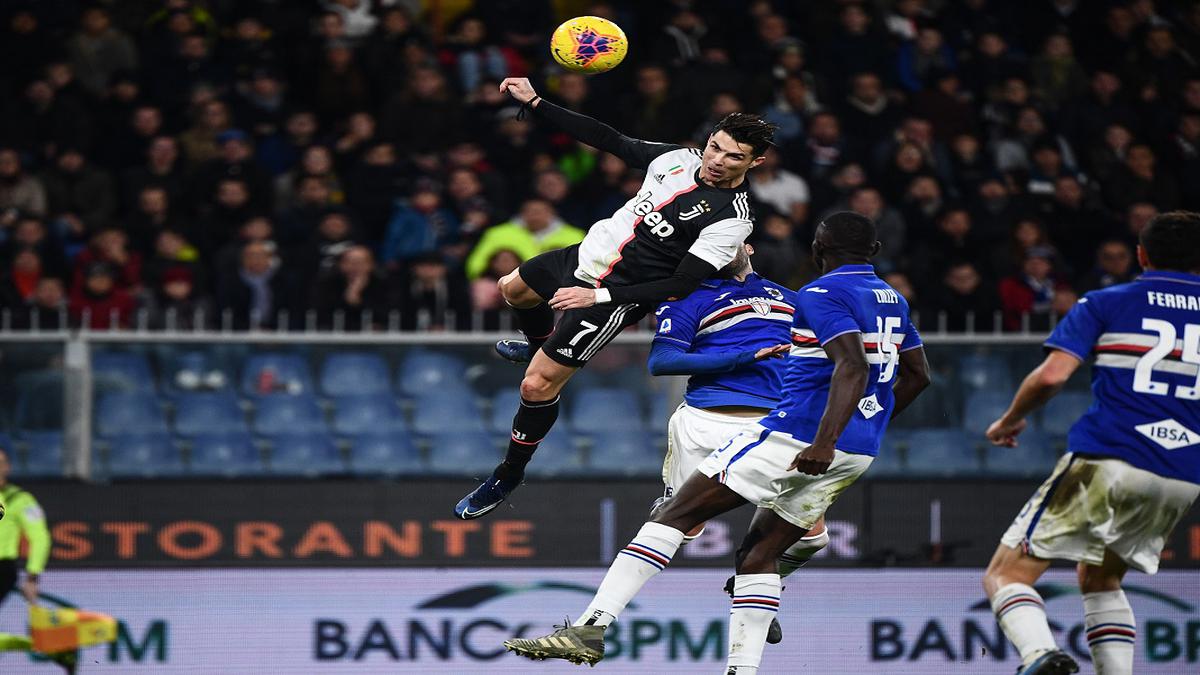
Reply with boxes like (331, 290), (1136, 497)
(331, 395), (407, 436)
(396, 350), (470, 397)
(983, 432), (1059, 478)
(963, 391), (1019, 436)
(267, 433), (344, 477)
(348, 433), (425, 476)
(106, 434), (185, 478)
(91, 351), (156, 393)
(20, 431), (64, 477)
(956, 354), (1013, 393)
(1042, 392), (1093, 437)
(892, 377), (959, 429)
(571, 388), (645, 433)
(160, 350), (233, 398)
(868, 433), (907, 478)
(95, 392), (169, 438)
(426, 431), (502, 477)
(524, 430), (585, 478)
(13, 371), (65, 432)
(413, 389), (483, 435)
(189, 433), (264, 477)
(320, 352), (392, 397)
(172, 391), (247, 437)
(586, 431), (663, 477)
(647, 391), (676, 429)
(489, 390), (523, 433)
(252, 395), (328, 435)
(903, 429), (983, 477)
(240, 352), (314, 396)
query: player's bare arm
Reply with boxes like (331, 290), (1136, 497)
(986, 350), (1081, 447)
(890, 346), (932, 419)
(789, 332), (870, 475)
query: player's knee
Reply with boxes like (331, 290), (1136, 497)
(1077, 563), (1123, 594)
(500, 272), (537, 307)
(520, 372), (556, 401)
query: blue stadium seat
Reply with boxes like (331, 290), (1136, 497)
(189, 433), (264, 477)
(320, 353), (392, 397)
(267, 433), (344, 476)
(903, 429), (983, 477)
(160, 350), (234, 398)
(348, 433), (425, 476)
(571, 388), (645, 433)
(524, 430), (585, 478)
(413, 390), (483, 435)
(647, 392), (676, 429)
(586, 431), (662, 477)
(426, 431), (502, 477)
(892, 377), (959, 429)
(252, 395), (328, 435)
(92, 351), (156, 393)
(963, 391), (1019, 436)
(172, 391), (247, 436)
(1042, 392), (1093, 437)
(13, 371), (64, 432)
(956, 354), (1013, 393)
(106, 434), (184, 478)
(95, 392), (169, 438)
(20, 431), (64, 477)
(983, 432), (1059, 478)
(240, 352), (315, 396)
(868, 433), (907, 478)
(331, 395), (407, 436)
(489, 390), (523, 433)
(397, 351), (470, 397)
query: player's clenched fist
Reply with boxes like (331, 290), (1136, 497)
(790, 441), (835, 475)
(499, 78), (538, 105)
(986, 416), (1027, 448)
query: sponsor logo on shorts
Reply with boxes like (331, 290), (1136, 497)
(1135, 418), (1198, 450)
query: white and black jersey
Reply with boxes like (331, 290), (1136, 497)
(533, 101), (754, 290)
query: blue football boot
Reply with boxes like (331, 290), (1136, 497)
(495, 339), (533, 364)
(454, 470), (522, 519)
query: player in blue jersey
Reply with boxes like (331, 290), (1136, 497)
(503, 213), (931, 673)
(982, 211), (1200, 675)
(648, 243), (830, 645)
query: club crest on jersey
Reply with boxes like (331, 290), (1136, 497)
(678, 200), (711, 221)
(749, 298), (772, 316)
(765, 287), (784, 301)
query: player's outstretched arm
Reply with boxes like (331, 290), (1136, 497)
(499, 77), (676, 169)
(986, 349), (1081, 447)
(647, 340), (789, 377)
(789, 333), (870, 475)
(890, 346), (932, 419)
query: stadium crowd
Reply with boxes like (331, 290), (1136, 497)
(0, 0), (1197, 333)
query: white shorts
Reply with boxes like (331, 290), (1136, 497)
(1001, 452), (1200, 574)
(696, 424), (873, 530)
(662, 403), (766, 497)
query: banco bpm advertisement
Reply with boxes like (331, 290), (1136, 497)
(0, 569), (1195, 673)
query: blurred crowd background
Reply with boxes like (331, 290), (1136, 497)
(0, 0), (1197, 333)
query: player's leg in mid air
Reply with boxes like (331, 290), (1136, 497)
(493, 267), (554, 364)
(503, 471), (750, 665)
(982, 543), (1070, 674)
(1076, 550), (1134, 675)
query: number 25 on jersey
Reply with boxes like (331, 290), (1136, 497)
(1134, 320), (1200, 400)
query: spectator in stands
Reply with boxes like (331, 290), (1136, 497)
(312, 245), (389, 330)
(258, 109), (322, 178)
(1042, 175), (1114, 274)
(761, 75), (814, 147)
(294, 209), (358, 279)
(1, 249), (43, 310)
(837, 72), (901, 152)
(961, 31), (1025, 102)
(1121, 201), (1159, 246)
(530, 169), (586, 234)
(395, 252), (470, 331)
(125, 185), (183, 257)
(1080, 239), (1138, 292)
(121, 135), (186, 209)
(1030, 33), (1088, 110)
(70, 261), (134, 329)
(749, 211), (810, 289)
(195, 177), (259, 255)
(66, 6), (138, 99)
(749, 148), (809, 225)
(1059, 71), (1137, 160)
(793, 110), (853, 183)
(217, 240), (290, 330)
(381, 179), (460, 266)
(897, 25), (958, 92)
(7, 277), (66, 330)
(276, 174), (333, 246)
(993, 106), (1078, 173)
(0, 216), (66, 281)
(0, 149), (46, 218)
(1167, 112), (1200, 209)
(42, 147), (117, 249)
(443, 14), (511, 93)
(145, 228), (204, 297)
(1087, 123), (1134, 186)
(925, 260), (1000, 333)
(999, 245), (1073, 331)
(380, 66), (462, 153)
(320, 0), (377, 41)
(1102, 143), (1180, 213)
(846, 186), (906, 274)
(822, 3), (891, 101)
(914, 206), (987, 289)
(620, 64), (692, 143)
(193, 129), (273, 212)
(311, 41), (371, 124)
(946, 133), (992, 198)
(899, 175), (946, 235)
(145, 265), (213, 330)
(179, 99), (233, 169)
(470, 248), (521, 327)
(466, 199), (583, 280)
(274, 145), (344, 212)
(14, 77), (91, 158)
(72, 227), (141, 295)
(969, 177), (1021, 243)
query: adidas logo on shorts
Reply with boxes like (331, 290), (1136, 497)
(557, 347), (574, 358)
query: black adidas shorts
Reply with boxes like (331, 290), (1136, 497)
(518, 245), (649, 368)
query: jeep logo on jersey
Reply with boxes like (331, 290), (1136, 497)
(749, 298), (772, 316)
(1135, 419), (1198, 450)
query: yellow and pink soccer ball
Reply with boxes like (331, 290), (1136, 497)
(550, 16), (628, 74)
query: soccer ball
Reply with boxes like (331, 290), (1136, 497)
(550, 16), (628, 74)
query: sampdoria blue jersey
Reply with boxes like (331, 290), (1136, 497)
(1045, 270), (1200, 484)
(761, 264), (922, 456)
(652, 273), (797, 408)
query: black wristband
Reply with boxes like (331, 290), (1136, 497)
(517, 95), (541, 121)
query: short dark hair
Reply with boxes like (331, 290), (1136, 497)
(1140, 211), (1200, 272)
(818, 211), (877, 255)
(711, 113), (777, 156)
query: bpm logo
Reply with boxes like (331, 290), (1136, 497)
(869, 582), (1199, 666)
(314, 581), (724, 664)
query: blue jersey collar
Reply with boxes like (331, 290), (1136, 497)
(822, 264), (875, 277)
(1139, 270), (1200, 286)
(701, 272), (763, 289)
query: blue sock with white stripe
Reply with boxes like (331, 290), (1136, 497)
(1084, 590), (1135, 674)
(991, 583), (1058, 665)
(574, 522), (683, 628)
(727, 573), (781, 673)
